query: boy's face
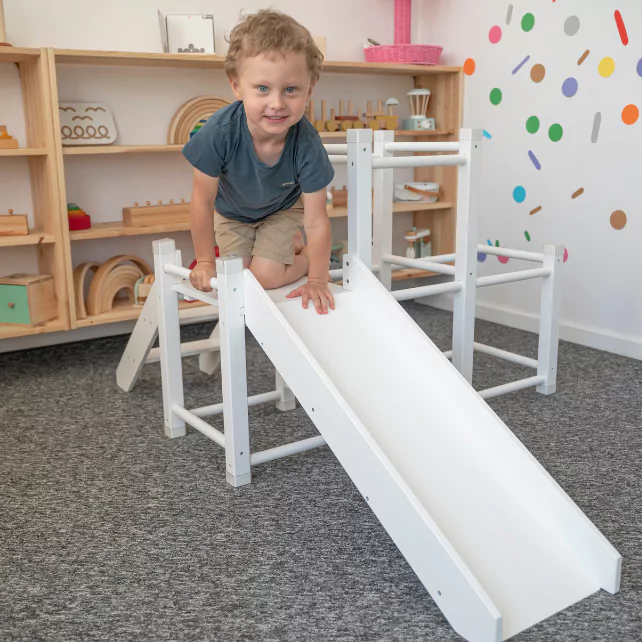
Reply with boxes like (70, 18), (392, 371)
(230, 50), (314, 139)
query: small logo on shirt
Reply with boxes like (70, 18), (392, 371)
(281, 181), (295, 187)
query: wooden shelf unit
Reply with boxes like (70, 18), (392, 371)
(0, 48), (70, 340)
(1, 47), (462, 341)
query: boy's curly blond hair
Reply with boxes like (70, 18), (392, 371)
(225, 9), (324, 82)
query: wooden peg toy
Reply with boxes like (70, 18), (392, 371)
(0, 125), (18, 149)
(0, 208), (29, 236)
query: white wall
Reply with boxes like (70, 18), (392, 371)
(418, 0), (642, 359)
(1, 0), (419, 352)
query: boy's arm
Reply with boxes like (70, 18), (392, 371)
(286, 188), (335, 314)
(189, 168), (219, 292)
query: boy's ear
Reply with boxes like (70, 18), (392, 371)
(228, 76), (243, 102)
(307, 81), (316, 98)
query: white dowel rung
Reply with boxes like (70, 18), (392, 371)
(477, 268), (551, 288)
(478, 376), (546, 400)
(164, 263), (219, 291)
(327, 155), (348, 164)
(173, 283), (219, 307)
(473, 342), (538, 369)
(425, 253), (456, 264)
(329, 268), (343, 280)
(324, 144), (348, 154)
(383, 253), (455, 275)
(251, 435), (327, 467)
(393, 281), (463, 302)
(372, 154), (467, 169)
(478, 245), (544, 263)
(442, 350), (453, 359)
(384, 142), (460, 153)
(172, 404), (226, 447)
(146, 338), (220, 364)
(191, 390), (283, 418)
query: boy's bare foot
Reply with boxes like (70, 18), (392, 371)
(293, 229), (305, 254)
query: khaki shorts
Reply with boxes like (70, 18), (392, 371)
(214, 198), (304, 265)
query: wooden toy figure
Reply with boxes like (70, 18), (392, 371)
(0, 126), (18, 149)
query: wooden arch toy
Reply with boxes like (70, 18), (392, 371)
(168, 96), (231, 144)
(85, 255), (152, 317)
(73, 262), (100, 320)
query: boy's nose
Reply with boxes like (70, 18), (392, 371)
(269, 96), (285, 110)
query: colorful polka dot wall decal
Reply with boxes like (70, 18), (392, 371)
(564, 15), (580, 36)
(498, 255), (510, 265)
(610, 210), (627, 230)
(578, 50), (590, 65)
(490, 88), (503, 105)
(483, 130), (492, 139)
(506, 4), (514, 25)
(477, 252), (487, 262)
(562, 77), (578, 97)
(563, 248), (569, 263)
(524, 231), (531, 242)
(572, 187), (585, 199)
(548, 123), (563, 142)
(598, 57), (615, 77)
(622, 104), (639, 125)
(531, 64), (546, 83)
(526, 116), (540, 133)
(463, 58), (476, 75)
(638, 58), (642, 77)
(512, 55), (531, 75)
(591, 112), (602, 143)
(489, 26), (502, 44)
(487, 239), (493, 246)
(529, 206), (542, 215)
(528, 150), (541, 170)
(521, 13), (535, 32)
(513, 186), (526, 203)
(614, 10), (628, 46)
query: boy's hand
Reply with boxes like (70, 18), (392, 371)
(189, 261), (216, 292)
(287, 279), (335, 315)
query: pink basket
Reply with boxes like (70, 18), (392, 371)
(364, 44), (443, 65)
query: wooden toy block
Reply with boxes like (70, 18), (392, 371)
(122, 199), (190, 227)
(0, 209), (29, 236)
(325, 120), (339, 132)
(330, 186), (348, 208)
(340, 120), (353, 132)
(321, 100), (327, 122)
(0, 125), (18, 148)
(0, 274), (57, 326)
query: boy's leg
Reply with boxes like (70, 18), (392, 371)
(250, 205), (309, 289)
(213, 212), (255, 269)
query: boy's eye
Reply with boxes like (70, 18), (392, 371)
(284, 87), (297, 94)
(258, 85), (269, 93)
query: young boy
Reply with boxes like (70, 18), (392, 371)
(183, 9), (335, 315)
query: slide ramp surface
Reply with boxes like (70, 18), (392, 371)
(243, 260), (620, 642)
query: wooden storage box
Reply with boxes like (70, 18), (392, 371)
(0, 274), (57, 326)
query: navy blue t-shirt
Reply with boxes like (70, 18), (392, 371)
(182, 101), (335, 223)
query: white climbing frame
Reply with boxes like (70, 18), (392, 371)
(370, 129), (563, 397)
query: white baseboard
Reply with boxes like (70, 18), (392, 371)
(420, 294), (642, 362)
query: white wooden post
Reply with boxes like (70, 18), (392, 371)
(451, 129), (483, 384)
(536, 244), (563, 395)
(373, 130), (394, 290)
(347, 128), (373, 268)
(275, 370), (296, 411)
(217, 255), (251, 487)
(198, 323), (221, 374)
(153, 239), (186, 438)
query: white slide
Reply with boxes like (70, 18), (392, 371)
(244, 258), (621, 642)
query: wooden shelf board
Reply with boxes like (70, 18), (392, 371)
(63, 144), (183, 156)
(330, 202), (452, 218)
(0, 147), (48, 157)
(392, 268), (444, 281)
(0, 231), (56, 247)
(76, 298), (208, 327)
(0, 47), (42, 64)
(0, 318), (66, 340)
(53, 49), (460, 75)
(70, 220), (191, 241)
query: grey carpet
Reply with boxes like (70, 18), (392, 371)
(1, 302), (640, 642)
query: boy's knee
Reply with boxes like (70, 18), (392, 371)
(250, 261), (285, 290)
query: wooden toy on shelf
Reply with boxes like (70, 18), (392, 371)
(0, 125), (18, 149)
(0, 209), (28, 236)
(404, 228), (432, 259)
(309, 98), (397, 133)
(330, 185), (348, 208)
(122, 198), (190, 227)
(73, 262), (100, 320)
(168, 96), (231, 144)
(82, 255), (153, 318)
(134, 274), (155, 306)
(0, 274), (57, 326)
(59, 103), (117, 146)
(67, 203), (91, 231)
(403, 89), (435, 131)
